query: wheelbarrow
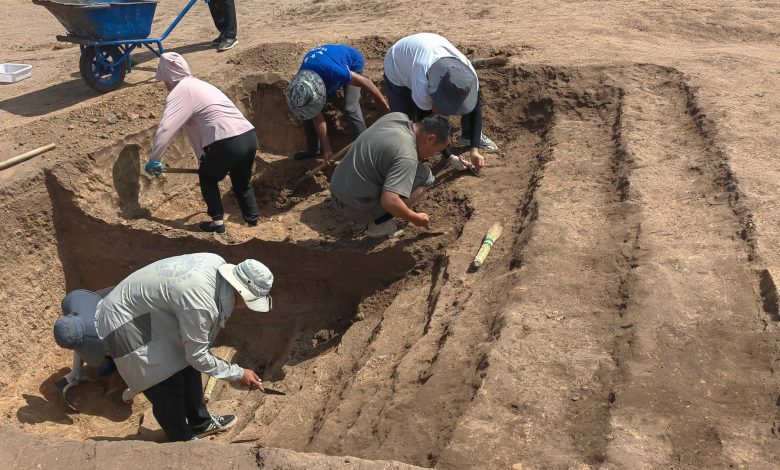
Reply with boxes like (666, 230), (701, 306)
(33, 0), (205, 92)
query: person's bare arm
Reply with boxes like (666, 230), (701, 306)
(380, 190), (429, 227)
(349, 72), (391, 113)
(312, 113), (333, 162)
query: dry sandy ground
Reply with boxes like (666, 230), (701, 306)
(1, 0), (780, 469)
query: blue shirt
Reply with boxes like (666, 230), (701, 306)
(299, 45), (365, 97)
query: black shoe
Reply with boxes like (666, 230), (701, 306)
(245, 219), (258, 227)
(293, 150), (320, 161)
(217, 37), (238, 52)
(210, 34), (223, 46)
(199, 221), (226, 234)
(192, 414), (236, 438)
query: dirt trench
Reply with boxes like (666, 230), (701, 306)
(1, 38), (779, 469)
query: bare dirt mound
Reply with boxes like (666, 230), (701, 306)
(0, 37), (779, 469)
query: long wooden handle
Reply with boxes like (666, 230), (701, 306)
(163, 167), (199, 174)
(471, 55), (509, 68)
(0, 143), (56, 171)
(294, 143), (352, 185)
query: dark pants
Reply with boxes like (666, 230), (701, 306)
(143, 366), (211, 442)
(384, 74), (426, 121)
(384, 74), (480, 149)
(302, 85), (366, 154)
(208, 0), (237, 39)
(199, 129), (259, 224)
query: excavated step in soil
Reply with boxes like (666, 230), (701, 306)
(0, 38), (778, 469)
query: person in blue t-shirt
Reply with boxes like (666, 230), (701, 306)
(286, 45), (390, 162)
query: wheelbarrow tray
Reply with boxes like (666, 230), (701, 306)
(33, 0), (159, 41)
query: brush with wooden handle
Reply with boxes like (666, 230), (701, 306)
(470, 55), (509, 69)
(472, 223), (503, 269)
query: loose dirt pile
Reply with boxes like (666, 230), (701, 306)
(1, 10), (780, 469)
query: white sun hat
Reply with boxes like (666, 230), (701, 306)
(218, 259), (274, 312)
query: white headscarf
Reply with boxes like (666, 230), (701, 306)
(155, 52), (192, 90)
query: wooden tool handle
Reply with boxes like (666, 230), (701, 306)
(471, 55), (509, 68)
(295, 143), (352, 185)
(0, 143), (56, 171)
(303, 143), (352, 177)
(163, 167), (199, 174)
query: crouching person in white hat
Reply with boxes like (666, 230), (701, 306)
(95, 253), (273, 442)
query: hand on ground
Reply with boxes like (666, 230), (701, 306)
(466, 149), (485, 171)
(413, 212), (430, 229)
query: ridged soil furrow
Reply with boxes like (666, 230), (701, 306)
(438, 82), (629, 468)
(605, 66), (780, 468)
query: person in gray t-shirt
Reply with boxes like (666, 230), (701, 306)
(330, 112), (452, 238)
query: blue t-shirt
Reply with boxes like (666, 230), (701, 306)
(299, 45), (365, 97)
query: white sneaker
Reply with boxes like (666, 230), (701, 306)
(351, 222), (368, 234)
(366, 220), (402, 238)
(459, 133), (498, 152)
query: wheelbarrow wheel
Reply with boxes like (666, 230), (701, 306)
(79, 45), (127, 93)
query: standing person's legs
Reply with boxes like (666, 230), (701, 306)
(143, 368), (206, 442)
(226, 131), (260, 225)
(208, 0), (226, 35)
(299, 118), (321, 157)
(343, 85), (366, 137)
(200, 131), (259, 228)
(180, 366), (211, 430)
(198, 147), (232, 223)
(220, 0), (238, 39)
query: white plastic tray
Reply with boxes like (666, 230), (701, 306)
(0, 64), (32, 83)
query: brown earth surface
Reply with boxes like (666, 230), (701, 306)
(1, 0), (780, 468)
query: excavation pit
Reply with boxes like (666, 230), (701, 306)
(0, 38), (630, 467)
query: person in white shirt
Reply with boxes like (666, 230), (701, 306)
(384, 33), (499, 172)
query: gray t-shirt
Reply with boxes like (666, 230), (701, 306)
(331, 112), (418, 211)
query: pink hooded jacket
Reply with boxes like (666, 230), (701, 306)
(150, 53), (254, 163)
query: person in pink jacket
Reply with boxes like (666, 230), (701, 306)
(145, 52), (258, 234)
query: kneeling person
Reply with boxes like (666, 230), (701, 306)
(53, 289), (116, 386)
(330, 113), (451, 238)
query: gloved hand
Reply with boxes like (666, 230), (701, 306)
(144, 160), (164, 176)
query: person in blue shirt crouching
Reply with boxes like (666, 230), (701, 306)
(286, 45), (390, 162)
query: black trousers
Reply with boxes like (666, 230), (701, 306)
(208, 0), (237, 39)
(199, 129), (259, 224)
(143, 366), (211, 442)
(302, 85), (366, 155)
(383, 74), (483, 152)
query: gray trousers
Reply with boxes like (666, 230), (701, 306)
(303, 85), (366, 154)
